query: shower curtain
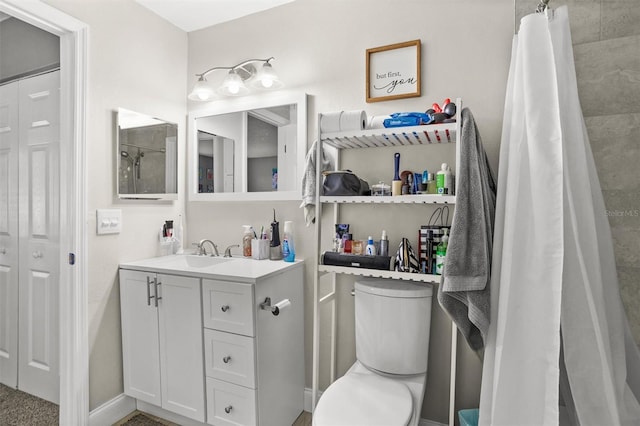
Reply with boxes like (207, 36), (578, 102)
(479, 6), (640, 425)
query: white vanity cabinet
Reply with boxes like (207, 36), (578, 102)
(119, 269), (206, 422)
(202, 268), (305, 426)
(119, 256), (305, 426)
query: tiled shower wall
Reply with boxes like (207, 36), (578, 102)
(515, 0), (640, 344)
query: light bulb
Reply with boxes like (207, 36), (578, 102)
(261, 77), (274, 88)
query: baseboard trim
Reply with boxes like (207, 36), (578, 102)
(419, 419), (447, 426)
(88, 393), (136, 426)
(136, 401), (205, 426)
(303, 387), (446, 426)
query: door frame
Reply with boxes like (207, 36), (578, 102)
(0, 1), (88, 424)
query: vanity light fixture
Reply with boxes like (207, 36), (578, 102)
(188, 57), (284, 101)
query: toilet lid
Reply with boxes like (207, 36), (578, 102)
(314, 372), (413, 426)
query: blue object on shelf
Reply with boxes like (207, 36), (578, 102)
(383, 112), (433, 128)
(458, 409), (479, 426)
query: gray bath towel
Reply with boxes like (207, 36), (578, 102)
(437, 108), (496, 352)
(300, 140), (333, 226)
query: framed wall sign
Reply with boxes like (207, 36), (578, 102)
(366, 39), (421, 103)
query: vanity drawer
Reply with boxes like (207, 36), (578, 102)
(204, 329), (256, 388)
(206, 378), (257, 426)
(203, 280), (254, 336)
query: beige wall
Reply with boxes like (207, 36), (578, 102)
(187, 0), (513, 422)
(43, 0), (188, 410)
(34, 0), (637, 420)
(514, 0), (640, 345)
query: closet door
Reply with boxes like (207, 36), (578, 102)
(0, 80), (19, 388)
(17, 71), (60, 404)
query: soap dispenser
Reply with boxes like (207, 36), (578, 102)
(242, 225), (253, 257)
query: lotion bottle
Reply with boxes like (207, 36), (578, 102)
(436, 163), (452, 195)
(365, 236), (376, 256)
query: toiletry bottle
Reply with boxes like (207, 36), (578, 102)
(436, 163), (448, 195)
(435, 229), (449, 275)
(282, 220), (296, 262)
(379, 230), (389, 256)
(436, 163), (453, 195)
(427, 172), (438, 194)
(365, 236), (376, 256)
(242, 225), (253, 257)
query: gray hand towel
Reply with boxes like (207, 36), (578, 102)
(437, 108), (496, 352)
(300, 140), (333, 226)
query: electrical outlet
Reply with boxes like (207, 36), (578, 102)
(96, 209), (122, 235)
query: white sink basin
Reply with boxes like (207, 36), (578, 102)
(160, 255), (232, 269)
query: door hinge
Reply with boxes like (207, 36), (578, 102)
(68, 252), (76, 265)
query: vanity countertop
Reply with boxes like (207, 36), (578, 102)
(120, 254), (304, 283)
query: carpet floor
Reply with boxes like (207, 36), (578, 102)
(0, 383), (59, 425)
(0, 385), (312, 426)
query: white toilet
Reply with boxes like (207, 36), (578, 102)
(313, 278), (433, 426)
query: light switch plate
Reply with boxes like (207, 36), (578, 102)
(96, 209), (122, 235)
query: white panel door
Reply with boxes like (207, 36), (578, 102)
(17, 71), (60, 404)
(119, 269), (162, 406)
(157, 274), (205, 422)
(0, 80), (19, 388)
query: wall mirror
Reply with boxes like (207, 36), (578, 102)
(188, 92), (307, 201)
(117, 108), (178, 200)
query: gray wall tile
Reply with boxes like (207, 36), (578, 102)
(515, 0), (601, 44)
(618, 266), (640, 345)
(586, 113), (640, 191)
(602, 0), (640, 39)
(574, 35), (640, 118)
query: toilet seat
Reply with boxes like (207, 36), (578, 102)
(314, 372), (413, 426)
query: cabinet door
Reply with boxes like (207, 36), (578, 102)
(157, 274), (205, 422)
(119, 269), (161, 405)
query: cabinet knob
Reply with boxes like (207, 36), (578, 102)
(0, 248), (6, 255)
(223, 356), (231, 364)
(221, 305), (230, 313)
(224, 405), (233, 414)
(32, 251), (43, 259)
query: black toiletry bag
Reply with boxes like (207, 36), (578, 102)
(322, 171), (370, 196)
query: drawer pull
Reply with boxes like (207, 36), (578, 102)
(221, 305), (230, 313)
(224, 405), (233, 414)
(223, 356), (231, 364)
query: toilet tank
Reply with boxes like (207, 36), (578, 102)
(355, 278), (433, 375)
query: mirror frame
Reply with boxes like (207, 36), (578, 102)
(116, 108), (179, 200)
(188, 91), (307, 201)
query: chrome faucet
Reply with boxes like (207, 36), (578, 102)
(198, 239), (219, 256)
(224, 244), (239, 258)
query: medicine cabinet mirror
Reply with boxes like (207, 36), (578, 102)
(188, 92), (307, 201)
(117, 108), (178, 200)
